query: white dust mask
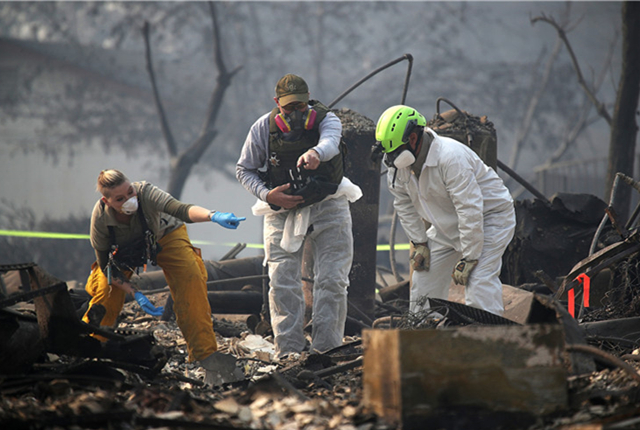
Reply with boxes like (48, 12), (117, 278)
(392, 149), (416, 169)
(121, 196), (138, 215)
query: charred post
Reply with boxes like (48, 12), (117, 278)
(336, 108), (379, 322)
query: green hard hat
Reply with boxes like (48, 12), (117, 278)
(375, 105), (426, 153)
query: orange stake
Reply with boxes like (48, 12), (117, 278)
(576, 273), (590, 308)
(568, 288), (575, 318)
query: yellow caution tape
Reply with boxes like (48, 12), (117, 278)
(0, 229), (90, 240)
(376, 243), (410, 251)
(0, 229), (410, 251)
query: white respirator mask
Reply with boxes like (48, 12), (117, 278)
(392, 150), (416, 169)
(120, 196), (139, 215)
(385, 149), (416, 170)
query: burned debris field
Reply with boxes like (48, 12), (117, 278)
(3, 190), (640, 430)
(3, 110), (640, 430)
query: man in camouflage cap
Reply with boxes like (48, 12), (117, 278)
(236, 74), (361, 359)
(275, 74), (309, 106)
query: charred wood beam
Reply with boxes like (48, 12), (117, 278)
(581, 317), (640, 347)
(133, 257), (265, 292)
(207, 275), (268, 289)
(376, 301), (407, 315)
(143, 274), (270, 296)
(533, 270), (559, 294)
(566, 344), (640, 383)
(0, 262), (38, 271)
(378, 279), (409, 302)
(585, 335), (639, 350)
(162, 291), (263, 321)
(0, 282), (66, 308)
(315, 357), (363, 379)
(0, 371), (125, 394)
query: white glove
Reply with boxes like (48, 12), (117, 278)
(410, 242), (430, 272)
(452, 259), (478, 286)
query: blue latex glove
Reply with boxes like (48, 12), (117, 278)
(134, 291), (164, 316)
(211, 212), (246, 229)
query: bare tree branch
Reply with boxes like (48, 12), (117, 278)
(164, 1), (243, 198)
(542, 31), (617, 166)
(514, 9), (622, 202)
(142, 21), (178, 157)
(508, 37), (562, 171)
(198, 1), (242, 139)
(532, 13), (612, 125)
(141, 3), (242, 198)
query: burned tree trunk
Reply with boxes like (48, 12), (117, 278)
(338, 109), (378, 322)
(606, 1), (640, 222)
(143, 2), (242, 199)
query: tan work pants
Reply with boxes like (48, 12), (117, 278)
(82, 224), (217, 361)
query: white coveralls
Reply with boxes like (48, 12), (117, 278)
(262, 197), (354, 356)
(236, 109), (362, 358)
(388, 129), (516, 316)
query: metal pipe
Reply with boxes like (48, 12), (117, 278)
(328, 53), (413, 108)
(221, 243), (246, 260)
(496, 159), (549, 203)
(589, 172), (623, 255)
(389, 210), (404, 283)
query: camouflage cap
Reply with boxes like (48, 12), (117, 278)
(275, 74), (309, 106)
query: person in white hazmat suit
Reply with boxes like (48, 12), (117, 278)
(236, 74), (362, 359)
(375, 105), (516, 316)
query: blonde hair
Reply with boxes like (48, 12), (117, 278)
(97, 169), (129, 197)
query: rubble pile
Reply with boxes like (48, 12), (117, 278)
(2, 281), (640, 430)
(4, 192), (640, 429)
(584, 254), (640, 322)
(502, 193), (608, 286)
(333, 108), (376, 134)
(0, 294), (374, 430)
